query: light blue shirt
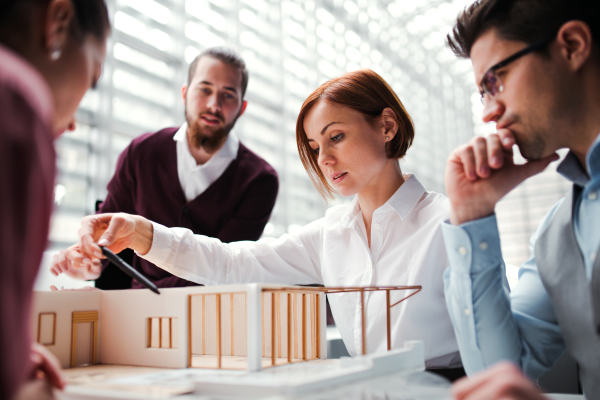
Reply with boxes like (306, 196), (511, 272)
(442, 133), (600, 380)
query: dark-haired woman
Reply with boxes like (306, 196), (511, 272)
(0, 0), (110, 398)
(70, 70), (463, 380)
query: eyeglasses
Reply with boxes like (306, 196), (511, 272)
(479, 34), (555, 104)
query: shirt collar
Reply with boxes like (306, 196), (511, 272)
(557, 132), (600, 187)
(339, 174), (426, 228)
(174, 122), (239, 164)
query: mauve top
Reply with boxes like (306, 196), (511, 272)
(98, 128), (279, 288)
(0, 43), (56, 400)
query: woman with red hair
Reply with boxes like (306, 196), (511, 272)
(67, 69), (463, 380)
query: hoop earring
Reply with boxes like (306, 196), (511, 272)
(50, 42), (62, 61)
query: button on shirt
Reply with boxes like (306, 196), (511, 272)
(174, 123), (239, 202)
(140, 174), (461, 368)
(442, 132), (600, 379)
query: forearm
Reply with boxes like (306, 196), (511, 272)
(442, 216), (522, 374)
(139, 221), (322, 286)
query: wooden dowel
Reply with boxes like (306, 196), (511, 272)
(302, 293), (306, 360)
(216, 294), (221, 369)
(262, 292), (265, 357)
(202, 295), (206, 355)
(386, 289), (391, 351)
(231, 293), (234, 356)
(92, 321), (98, 364)
(276, 292), (281, 358)
(310, 294), (316, 359)
(293, 293), (298, 359)
(271, 292), (276, 366)
(315, 294), (320, 359)
(187, 296), (192, 367)
(360, 290), (366, 355)
(159, 317), (163, 348)
(287, 293), (292, 363)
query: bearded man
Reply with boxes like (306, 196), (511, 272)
(51, 47), (279, 288)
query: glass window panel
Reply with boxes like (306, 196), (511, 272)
(283, 38), (306, 59)
(241, 0), (269, 14)
(240, 31), (271, 58)
(112, 97), (174, 131)
(114, 11), (170, 51)
(282, 1), (306, 20)
(185, 21), (225, 48)
(49, 212), (85, 243)
(242, 50), (280, 81)
(316, 8), (335, 26)
(283, 58), (307, 79)
(56, 144), (88, 175)
(118, 0), (170, 24)
(78, 90), (101, 112)
(316, 25), (334, 43)
(113, 68), (175, 108)
(239, 8), (275, 37)
(113, 43), (174, 80)
(283, 19), (306, 40)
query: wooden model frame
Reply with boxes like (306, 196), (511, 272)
(186, 285), (422, 371)
(31, 284), (421, 372)
(37, 312), (56, 345)
(70, 311), (99, 367)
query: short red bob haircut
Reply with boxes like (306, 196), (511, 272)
(296, 69), (415, 199)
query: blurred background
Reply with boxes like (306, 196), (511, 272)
(45, 0), (572, 289)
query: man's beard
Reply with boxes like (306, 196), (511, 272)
(515, 131), (546, 160)
(502, 114), (547, 161)
(185, 110), (237, 154)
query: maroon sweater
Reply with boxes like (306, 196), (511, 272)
(0, 45), (56, 400)
(98, 127), (278, 288)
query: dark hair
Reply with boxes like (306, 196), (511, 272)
(0, 0), (110, 41)
(296, 69), (415, 199)
(187, 47), (249, 98)
(448, 0), (600, 58)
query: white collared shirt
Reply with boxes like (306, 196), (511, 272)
(140, 174), (460, 368)
(174, 123), (240, 202)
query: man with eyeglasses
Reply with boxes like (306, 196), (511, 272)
(441, 0), (600, 399)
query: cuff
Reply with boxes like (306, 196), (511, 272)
(136, 221), (174, 267)
(442, 215), (503, 273)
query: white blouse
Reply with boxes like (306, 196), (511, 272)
(141, 174), (461, 368)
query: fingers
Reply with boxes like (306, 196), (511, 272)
(496, 129), (516, 149)
(97, 213), (132, 247)
(487, 134), (505, 169)
(50, 250), (73, 276)
(30, 343), (65, 390)
(456, 134), (507, 181)
(473, 137), (490, 178)
(78, 214), (113, 258)
(457, 144), (477, 181)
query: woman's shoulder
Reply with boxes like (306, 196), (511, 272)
(415, 190), (450, 220)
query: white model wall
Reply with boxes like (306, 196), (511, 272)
(31, 291), (102, 369)
(99, 288), (191, 368)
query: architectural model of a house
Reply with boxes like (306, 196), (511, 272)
(31, 283), (422, 373)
